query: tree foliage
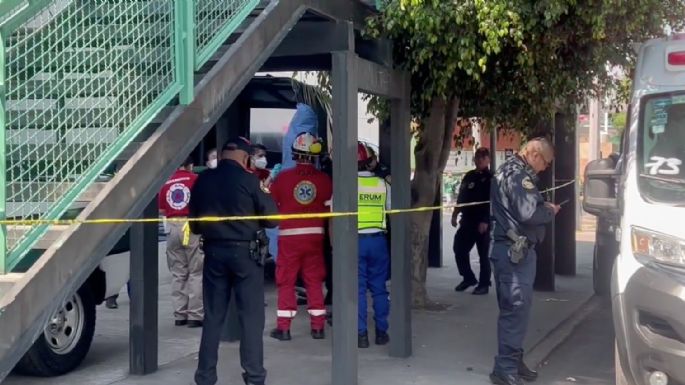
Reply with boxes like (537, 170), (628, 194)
(364, 0), (684, 307)
(366, 0), (685, 132)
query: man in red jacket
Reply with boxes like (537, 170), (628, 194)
(159, 157), (204, 328)
(269, 132), (331, 341)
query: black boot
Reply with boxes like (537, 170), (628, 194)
(311, 329), (325, 340)
(375, 330), (389, 345)
(454, 279), (478, 292)
(358, 332), (370, 348)
(105, 296), (118, 309)
(489, 372), (524, 385)
(270, 328), (292, 341)
(472, 285), (489, 295)
(517, 358), (538, 382)
(242, 372), (263, 385)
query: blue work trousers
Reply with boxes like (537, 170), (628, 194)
(358, 233), (390, 334)
(491, 241), (536, 375)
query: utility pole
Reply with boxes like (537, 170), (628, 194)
(589, 97), (601, 161)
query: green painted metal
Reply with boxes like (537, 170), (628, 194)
(4, 1), (181, 271)
(194, 0), (260, 70)
(0, 0), (50, 37)
(0, 31), (6, 274)
(0, 0), (29, 25)
(176, 0), (195, 105)
(1, 0), (259, 273)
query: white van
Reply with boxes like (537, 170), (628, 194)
(583, 33), (685, 385)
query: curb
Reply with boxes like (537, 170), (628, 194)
(525, 295), (603, 369)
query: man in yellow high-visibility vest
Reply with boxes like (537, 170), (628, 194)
(356, 142), (391, 349)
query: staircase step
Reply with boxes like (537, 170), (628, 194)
(5, 100), (173, 129)
(8, 225), (71, 251)
(6, 201), (89, 221)
(7, 182), (108, 203)
(6, 73), (168, 99)
(8, 23), (172, 49)
(5, 141), (144, 185)
(85, 1), (252, 22)
(7, 140), (144, 161)
(7, 46), (172, 73)
(0, 274), (23, 298)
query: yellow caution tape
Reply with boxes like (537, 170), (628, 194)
(181, 222), (190, 246)
(0, 180), (575, 226)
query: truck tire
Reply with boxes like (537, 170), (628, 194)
(593, 243), (612, 297)
(615, 343), (630, 385)
(14, 287), (96, 376)
(593, 231), (618, 297)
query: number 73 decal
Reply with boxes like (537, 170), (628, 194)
(645, 156), (682, 175)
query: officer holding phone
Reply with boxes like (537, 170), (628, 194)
(489, 138), (560, 385)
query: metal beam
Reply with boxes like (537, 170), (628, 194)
(269, 20), (391, 68)
(129, 200), (159, 375)
(389, 74), (412, 358)
(355, 36), (393, 68)
(271, 21), (353, 57)
(331, 48), (359, 385)
(354, 56), (405, 99)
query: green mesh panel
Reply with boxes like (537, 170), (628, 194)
(194, 0), (260, 69)
(3, 0), (180, 271)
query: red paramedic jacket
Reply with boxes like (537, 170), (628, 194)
(270, 163), (332, 236)
(158, 169), (198, 218)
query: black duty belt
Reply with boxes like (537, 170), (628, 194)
(203, 239), (251, 247)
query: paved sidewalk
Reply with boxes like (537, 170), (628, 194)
(6, 222), (596, 385)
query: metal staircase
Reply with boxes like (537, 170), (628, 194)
(0, 0), (373, 379)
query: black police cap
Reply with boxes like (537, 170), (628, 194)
(223, 136), (252, 154)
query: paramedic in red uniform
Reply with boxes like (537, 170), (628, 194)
(159, 156), (204, 328)
(269, 132), (331, 341)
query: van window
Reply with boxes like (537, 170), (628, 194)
(637, 92), (685, 205)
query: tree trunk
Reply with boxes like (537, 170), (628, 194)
(410, 98), (459, 309)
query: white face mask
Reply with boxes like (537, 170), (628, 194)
(253, 156), (268, 169)
(207, 159), (218, 169)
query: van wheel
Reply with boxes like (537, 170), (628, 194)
(14, 288), (96, 376)
(615, 343), (629, 385)
(593, 243), (611, 297)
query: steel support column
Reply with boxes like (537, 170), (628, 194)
(331, 49), (359, 385)
(389, 79), (412, 358)
(129, 200), (159, 375)
(533, 122), (556, 291)
(490, 125), (498, 173)
(554, 111), (577, 275)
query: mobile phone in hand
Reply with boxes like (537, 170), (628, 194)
(557, 199), (570, 207)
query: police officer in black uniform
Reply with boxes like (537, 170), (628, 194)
(451, 147), (493, 295)
(489, 138), (560, 385)
(190, 137), (278, 385)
